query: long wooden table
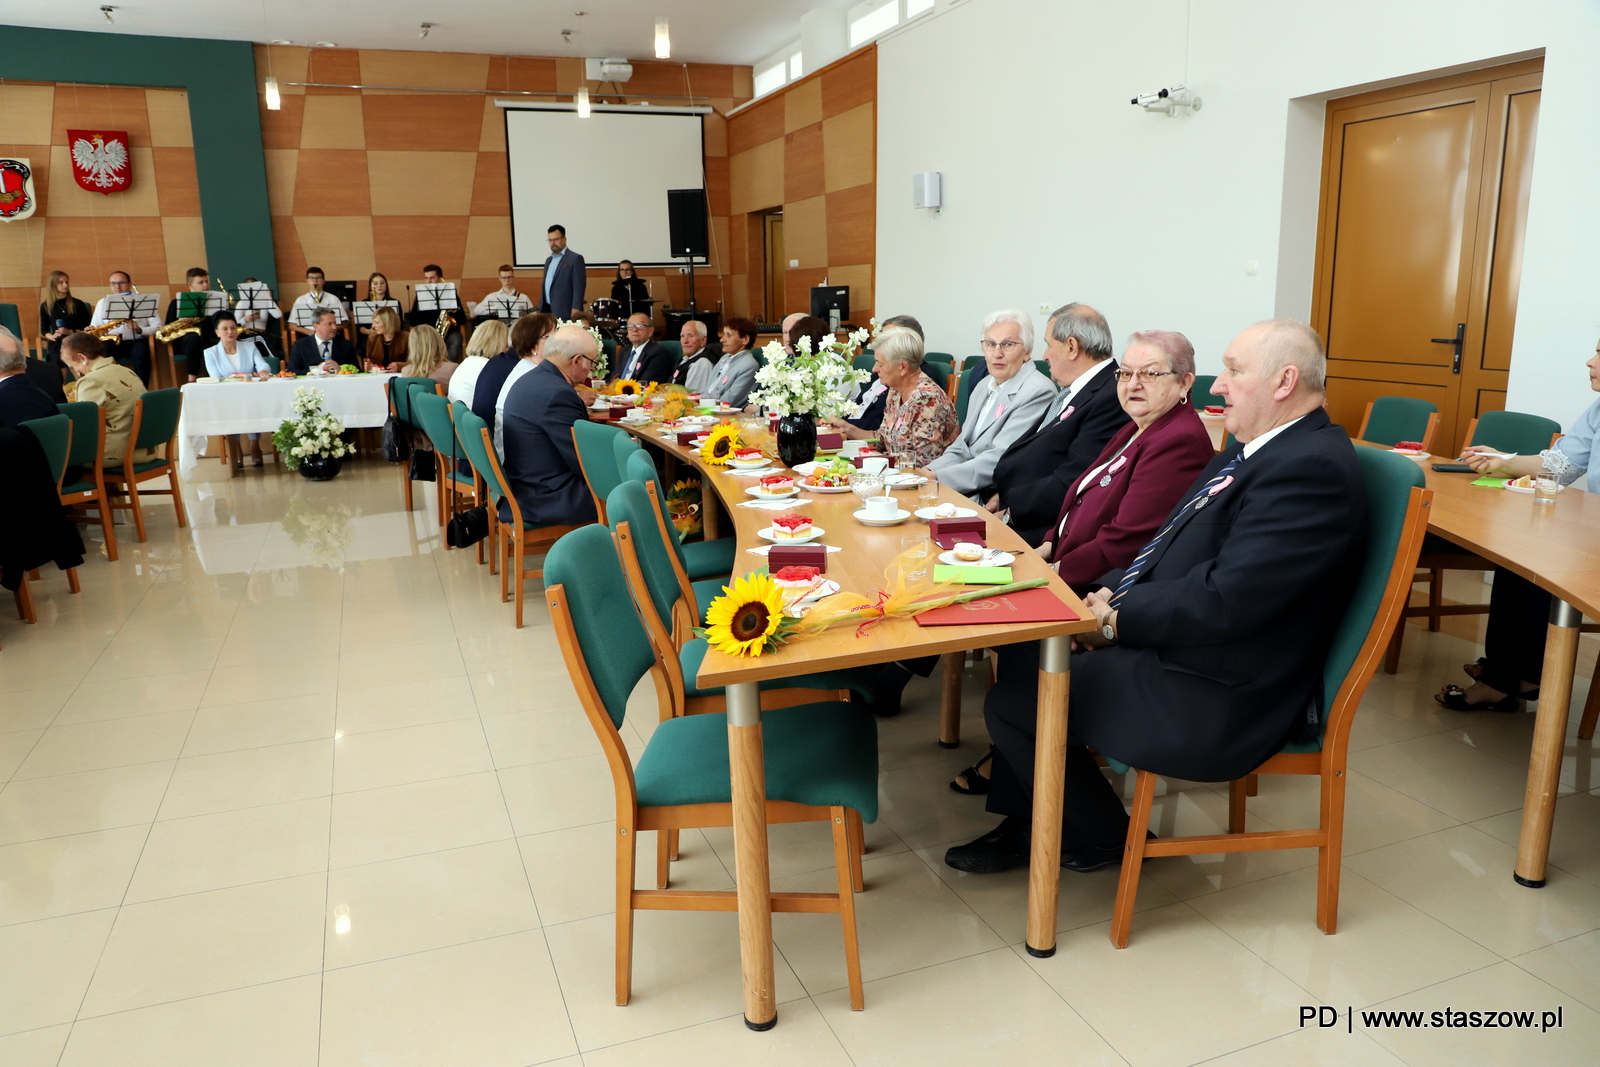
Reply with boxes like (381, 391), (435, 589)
(622, 421), (1094, 1029)
(1393, 453), (1600, 887)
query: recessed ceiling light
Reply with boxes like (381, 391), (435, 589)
(270, 39), (292, 46)
(313, 41), (338, 48)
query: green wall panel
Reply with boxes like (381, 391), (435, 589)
(0, 24), (276, 293)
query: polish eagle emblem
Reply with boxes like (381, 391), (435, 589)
(67, 130), (131, 193)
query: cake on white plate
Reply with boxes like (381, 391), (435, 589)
(770, 513), (814, 540)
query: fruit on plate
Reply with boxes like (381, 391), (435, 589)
(1393, 441), (1423, 452)
(758, 474), (795, 494)
(803, 456), (855, 487)
(337, 364), (358, 375)
(770, 513), (815, 540)
(275, 369), (296, 378)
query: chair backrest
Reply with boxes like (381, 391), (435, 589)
(1319, 449), (1431, 744)
(1467, 409), (1563, 456)
(852, 353), (874, 373)
(572, 420), (629, 522)
(623, 447), (690, 552)
(612, 424), (643, 473)
(132, 388), (182, 451)
(1359, 396), (1438, 448)
(58, 401), (104, 470)
(545, 524), (659, 731)
(658, 340), (683, 364)
(451, 401), (510, 507)
(20, 413), (72, 488)
(0, 303), (21, 341)
(261, 353), (281, 374)
(411, 392), (459, 467)
(927, 351), (956, 365)
(922, 360), (950, 390)
(1190, 374), (1227, 410)
(392, 376), (434, 427)
(605, 478), (685, 633)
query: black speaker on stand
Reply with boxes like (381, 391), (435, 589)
(667, 188), (709, 317)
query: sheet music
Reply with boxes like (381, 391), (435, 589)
(414, 283), (459, 311)
(177, 291), (228, 316)
(479, 293), (525, 320)
(109, 293), (159, 319)
(352, 300), (401, 325)
(236, 282), (277, 311)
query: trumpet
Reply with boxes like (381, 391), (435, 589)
(84, 319), (134, 340)
(156, 317), (204, 342)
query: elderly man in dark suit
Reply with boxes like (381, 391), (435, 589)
(499, 324), (600, 527)
(611, 313), (677, 385)
(287, 310), (360, 374)
(539, 224), (587, 317)
(947, 319), (1366, 874)
(985, 303), (1131, 544)
(0, 329), (60, 428)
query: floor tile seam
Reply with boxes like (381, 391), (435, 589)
(122, 859), (339, 909)
(40, 702), (212, 730)
(331, 761), (510, 798)
(798, 990), (864, 1067)
(474, 702), (558, 941)
(1, 729), (50, 790)
(71, 968), (324, 1026)
(894, 842), (1024, 949)
(10, 748), (193, 785)
(314, 753), (335, 1067)
(569, 998), (816, 1057)
(328, 710), (484, 741)
(0, 903), (120, 933)
(996, 941), (1138, 1067)
(1338, 770), (1532, 824)
(155, 787), (343, 825)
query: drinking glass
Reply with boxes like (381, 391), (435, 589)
(1533, 473), (1560, 505)
(901, 533), (932, 586)
(917, 469), (941, 509)
(850, 470), (883, 509)
(894, 452), (915, 475)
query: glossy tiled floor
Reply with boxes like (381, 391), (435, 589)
(4, 456), (1600, 1066)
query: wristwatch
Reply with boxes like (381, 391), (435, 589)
(1099, 612), (1117, 643)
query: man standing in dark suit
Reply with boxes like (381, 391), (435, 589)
(0, 329), (60, 428)
(287, 310), (360, 374)
(499, 324), (600, 527)
(540, 224), (587, 318)
(611, 313), (677, 385)
(947, 319), (1366, 874)
(986, 303), (1130, 544)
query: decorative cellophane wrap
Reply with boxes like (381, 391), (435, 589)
(696, 548), (1049, 658)
(667, 478), (703, 538)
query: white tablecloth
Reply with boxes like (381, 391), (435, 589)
(177, 373), (398, 477)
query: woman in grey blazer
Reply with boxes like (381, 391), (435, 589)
(702, 317), (761, 408)
(928, 308), (1058, 496)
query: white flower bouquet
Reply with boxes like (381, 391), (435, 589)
(746, 327), (871, 419)
(558, 318), (609, 378)
(273, 386), (356, 471)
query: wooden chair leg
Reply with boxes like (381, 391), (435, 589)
(846, 808), (865, 891)
(513, 533), (526, 628)
(127, 479), (149, 543)
(667, 828), (680, 862)
(96, 499), (118, 562)
(1245, 773), (1258, 797)
(831, 808), (865, 1011)
(169, 468), (187, 528)
(655, 829), (670, 889)
(1579, 645), (1600, 741)
(14, 577), (36, 623)
(499, 529), (511, 603)
(1383, 621), (1403, 674)
(1227, 778), (1248, 834)
(1316, 764), (1349, 935)
(1427, 567), (1443, 632)
(1110, 769), (1158, 949)
(66, 567), (80, 594)
(615, 823), (636, 1007)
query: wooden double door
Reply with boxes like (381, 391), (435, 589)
(1313, 60), (1542, 453)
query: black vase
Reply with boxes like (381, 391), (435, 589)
(299, 454), (341, 482)
(775, 413), (817, 468)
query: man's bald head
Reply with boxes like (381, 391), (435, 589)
(543, 324), (600, 384)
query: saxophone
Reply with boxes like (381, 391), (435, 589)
(156, 317), (204, 342)
(216, 277), (262, 337)
(435, 306), (452, 337)
(84, 319), (134, 340)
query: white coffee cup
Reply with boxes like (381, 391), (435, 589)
(864, 495), (898, 520)
(860, 456), (889, 475)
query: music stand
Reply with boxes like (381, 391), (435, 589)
(478, 293), (524, 321)
(353, 299), (401, 326)
(177, 290), (228, 318)
(109, 293), (159, 323)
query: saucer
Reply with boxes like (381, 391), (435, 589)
(854, 508), (911, 526)
(937, 549), (1016, 567)
(744, 485), (799, 499)
(757, 525), (826, 544)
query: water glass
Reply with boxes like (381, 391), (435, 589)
(850, 470), (883, 508)
(1533, 473), (1560, 505)
(901, 534), (932, 585)
(917, 469), (940, 508)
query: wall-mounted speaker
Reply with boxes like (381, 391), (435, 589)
(667, 188), (709, 258)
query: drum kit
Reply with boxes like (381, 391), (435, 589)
(587, 298), (627, 340)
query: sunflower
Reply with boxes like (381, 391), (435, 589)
(700, 423), (739, 465)
(609, 378), (642, 396)
(701, 573), (787, 657)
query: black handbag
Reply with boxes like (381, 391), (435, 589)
(448, 505), (489, 548)
(408, 447), (436, 481)
(381, 414), (407, 462)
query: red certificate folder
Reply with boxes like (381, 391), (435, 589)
(913, 587), (1080, 626)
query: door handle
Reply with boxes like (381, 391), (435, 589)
(1430, 323), (1465, 374)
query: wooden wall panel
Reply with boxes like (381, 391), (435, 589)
(784, 124), (825, 203)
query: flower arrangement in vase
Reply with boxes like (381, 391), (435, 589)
(746, 328), (870, 466)
(273, 386), (356, 479)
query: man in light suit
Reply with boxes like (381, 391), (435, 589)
(611, 313), (678, 385)
(927, 308), (1057, 497)
(499, 324), (600, 527)
(946, 319), (1367, 874)
(539, 224), (587, 318)
(985, 303), (1131, 544)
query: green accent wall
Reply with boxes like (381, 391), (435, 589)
(0, 24), (276, 293)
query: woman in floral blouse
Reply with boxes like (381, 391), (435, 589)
(831, 326), (959, 468)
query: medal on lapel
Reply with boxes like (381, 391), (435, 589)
(1098, 455), (1129, 488)
(1195, 474), (1234, 510)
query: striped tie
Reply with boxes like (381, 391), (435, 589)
(1110, 454), (1243, 605)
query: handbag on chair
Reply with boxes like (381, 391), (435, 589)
(447, 506), (489, 548)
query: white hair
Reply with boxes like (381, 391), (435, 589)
(874, 326), (924, 368)
(1252, 319), (1326, 394)
(0, 327), (23, 372)
(982, 308), (1034, 354)
(682, 319), (707, 338)
(542, 323), (599, 363)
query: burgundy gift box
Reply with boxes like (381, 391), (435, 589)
(676, 431), (700, 446)
(816, 432), (844, 450)
(930, 516), (987, 550)
(767, 545), (827, 572)
(606, 406), (624, 420)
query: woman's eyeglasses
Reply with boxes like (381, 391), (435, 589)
(1113, 369), (1178, 383)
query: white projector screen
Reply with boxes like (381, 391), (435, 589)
(504, 106), (706, 268)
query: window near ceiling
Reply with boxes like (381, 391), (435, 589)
(905, 0), (935, 16)
(848, 0), (900, 47)
(754, 41), (802, 98)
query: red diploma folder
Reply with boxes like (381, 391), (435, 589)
(767, 544), (827, 572)
(913, 587), (1080, 626)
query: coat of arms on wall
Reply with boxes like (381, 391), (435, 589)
(67, 130), (131, 193)
(0, 158), (37, 220)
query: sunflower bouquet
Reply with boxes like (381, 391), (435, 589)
(656, 387), (698, 423)
(605, 378), (644, 397)
(699, 422), (740, 465)
(667, 478), (703, 538)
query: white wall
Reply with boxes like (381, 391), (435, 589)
(875, 0), (1600, 429)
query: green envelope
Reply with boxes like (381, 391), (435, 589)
(933, 564), (1014, 585)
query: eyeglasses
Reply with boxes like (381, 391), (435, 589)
(1113, 369), (1179, 384)
(979, 339), (1025, 353)
(626, 322), (651, 330)
(572, 353), (597, 369)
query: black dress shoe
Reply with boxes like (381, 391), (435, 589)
(1061, 831), (1155, 874)
(944, 817), (1031, 873)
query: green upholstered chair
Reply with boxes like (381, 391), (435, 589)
(391, 377), (440, 512)
(17, 413), (81, 606)
(1107, 448), (1432, 947)
(950, 356), (983, 422)
(570, 419), (629, 524)
(1190, 374), (1227, 411)
(103, 388), (186, 543)
(621, 449), (735, 584)
(0, 303), (22, 343)
(605, 477), (734, 640)
(56, 401), (118, 561)
(1465, 409), (1562, 456)
(922, 359), (950, 391)
(657, 339), (682, 366)
(1356, 396), (1439, 450)
(607, 479), (874, 712)
(611, 424), (642, 473)
(925, 351), (954, 365)
(413, 392), (480, 534)
(852, 353), (874, 373)
(452, 400), (583, 628)
(261, 353), (281, 374)
(543, 522), (872, 1009)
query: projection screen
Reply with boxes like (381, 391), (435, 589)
(503, 105), (706, 268)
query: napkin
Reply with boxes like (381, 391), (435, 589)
(933, 564), (1015, 585)
(738, 498), (813, 510)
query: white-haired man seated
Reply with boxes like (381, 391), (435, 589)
(927, 308), (1058, 496)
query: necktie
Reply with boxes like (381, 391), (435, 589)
(1110, 454), (1243, 605)
(321, 341), (330, 362)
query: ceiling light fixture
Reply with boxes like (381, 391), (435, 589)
(269, 39), (291, 45)
(575, 87), (591, 117)
(100, 5), (115, 23)
(419, 23), (432, 38)
(313, 41), (338, 48)
(264, 76), (282, 111)
(655, 17), (670, 59)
